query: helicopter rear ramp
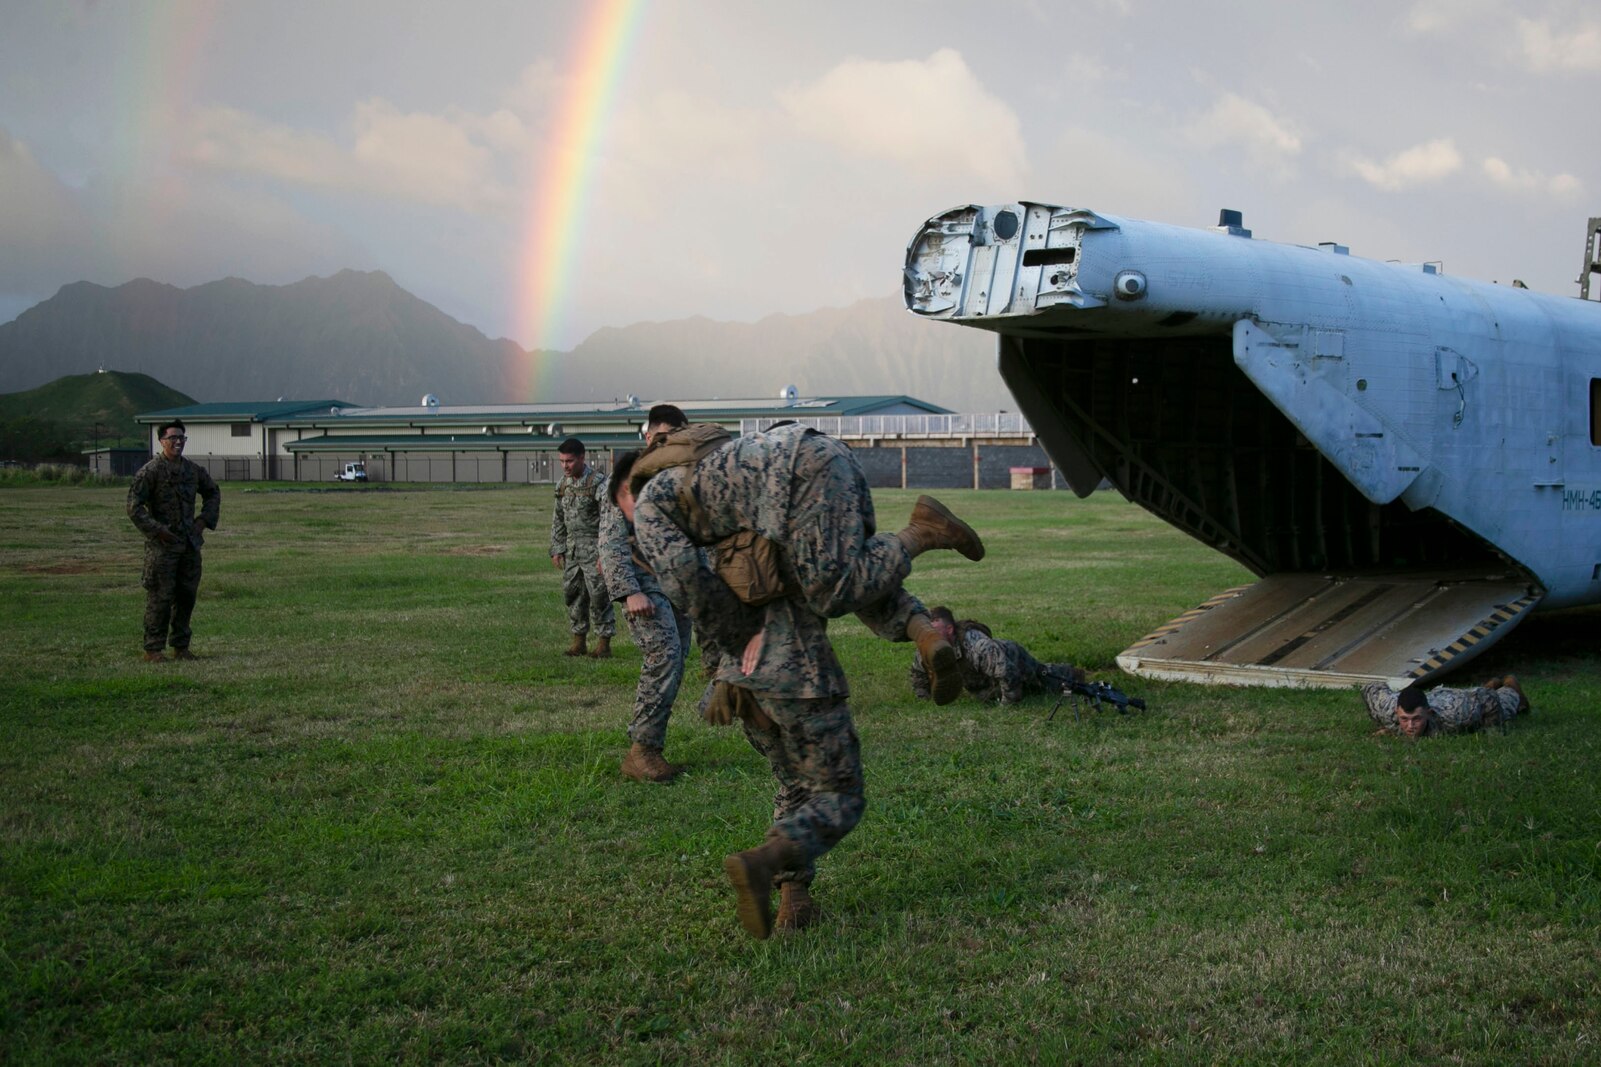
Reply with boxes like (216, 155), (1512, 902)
(1117, 571), (1541, 689)
(900, 199), (1586, 687)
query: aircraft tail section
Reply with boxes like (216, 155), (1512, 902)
(1117, 571), (1541, 689)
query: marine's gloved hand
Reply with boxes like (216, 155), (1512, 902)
(700, 681), (776, 731)
(701, 681), (739, 726)
(157, 528), (181, 546)
(735, 686), (777, 732)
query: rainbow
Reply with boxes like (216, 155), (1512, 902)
(508, 0), (646, 401)
(114, 1), (217, 254)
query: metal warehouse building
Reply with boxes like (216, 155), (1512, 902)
(134, 393), (1062, 489)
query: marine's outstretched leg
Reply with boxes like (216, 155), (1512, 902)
(896, 495), (985, 561)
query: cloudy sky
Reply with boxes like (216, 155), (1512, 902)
(2, 0), (1596, 351)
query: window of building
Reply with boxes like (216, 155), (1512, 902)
(231, 422), (252, 437)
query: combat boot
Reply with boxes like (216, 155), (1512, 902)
(723, 835), (806, 939)
(173, 648), (197, 661)
(620, 742), (683, 783)
(906, 613), (961, 705)
(588, 635), (612, 659)
(775, 883), (820, 933)
(563, 633), (587, 657)
(142, 650), (165, 663)
(1501, 674), (1531, 715)
(895, 495), (985, 561)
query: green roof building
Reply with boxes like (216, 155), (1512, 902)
(133, 394), (1014, 485)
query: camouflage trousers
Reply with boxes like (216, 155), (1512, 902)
(971, 641), (1069, 704)
(142, 543), (203, 652)
(1429, 685), (1521, 732)
(625, 591), (693, 749)
(695, 626), (724, 684)
(787, 432), (917, 626)
(562, 556), (615, 637)
(739, 695), (865, 888)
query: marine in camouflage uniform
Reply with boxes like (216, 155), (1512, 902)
(631, 422), (983, 938)
(1362, 678), (1527, 737)
(126, 422), (220, 660)
(549, 449), (615, 655)
(908, 615), (1081, 705)
(598, 492), (693, 779)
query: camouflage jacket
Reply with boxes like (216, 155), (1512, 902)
(127, 456), (220, 551)
(632, 426), (812, 653)
(633, 425), (847, 697)
(1361, 682), (1521, 736)
(639, 423), (812, 548)
(597, 497), (662, 602)
(550, 466), (608, 562)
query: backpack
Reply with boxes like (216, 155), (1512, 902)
(627, 424), (731, 501)
(631, 423), (790, 606)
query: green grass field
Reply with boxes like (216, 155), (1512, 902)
(3, 484), (1598, 1063)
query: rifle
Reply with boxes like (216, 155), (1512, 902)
(1048, 677), (1148, 722)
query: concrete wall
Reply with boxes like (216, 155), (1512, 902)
(847, 441), (1059, 490)
(287, 448), (618, 484)
(853, 447), (904, 488)
(177, 441), (1064, 489)
(978, 445), (1055, 489)
(905, 445), (974, 488)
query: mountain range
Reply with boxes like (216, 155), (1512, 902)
(0, 271), (1011, 411)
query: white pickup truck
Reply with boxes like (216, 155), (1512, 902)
(335, 461), (368, 482)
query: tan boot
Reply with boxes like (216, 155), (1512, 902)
(563, 633), (587, 657)
(723, 835), (806, 939)
(776, 883), (820, 932)
(173, 648), (197, 661)
(142, 650), (165, 663)
(620, 742), (683, 783)
(906, 613), (961, 705)
(588, 635), (612, 659)
(1501, 675), (1530, 715)
(896, 495), (985, 561)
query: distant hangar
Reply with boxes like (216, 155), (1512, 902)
(133, 394), (1060, 488)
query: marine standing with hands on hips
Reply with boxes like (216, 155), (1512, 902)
(127, 419), (220, 662)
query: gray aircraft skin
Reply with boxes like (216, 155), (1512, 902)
(904, 203), (1601, 688)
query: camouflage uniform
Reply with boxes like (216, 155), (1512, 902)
(1361, 682), (1522, 736)
(908, 622), (1077, 704)
(634, 423), (925, 888)
(598, 497), (692, 749)
(127, 454), (220, 653)
(550, 466), (615, 638)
